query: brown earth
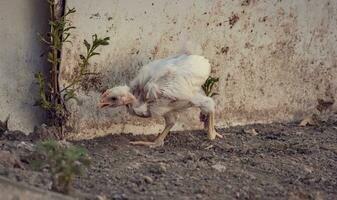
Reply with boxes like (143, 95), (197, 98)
(0, 121), (336, 200)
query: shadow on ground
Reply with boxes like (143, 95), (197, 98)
(0, 122), (336, 199)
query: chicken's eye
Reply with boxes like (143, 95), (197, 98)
(111, 97), (117, 101)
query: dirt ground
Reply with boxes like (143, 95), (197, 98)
(0, 121), (336, 200)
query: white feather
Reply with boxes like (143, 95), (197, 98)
(106, 85), (130, 96)
(191, 92), (215, 113)
(131, 54), (210, 102)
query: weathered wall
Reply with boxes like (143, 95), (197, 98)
(60, 0), (337, 139)
(0, 1), (49, 133)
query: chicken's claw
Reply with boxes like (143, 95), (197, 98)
(208, 129), (223, 140)
(214, 131), (223, 139)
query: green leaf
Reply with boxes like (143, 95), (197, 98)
(33, 138), (91, 193)
(89, 52), (100, 58)
(37, 32), (50, 44)
(47, 52), (54, 63)
(83, 40), (90, 51)
(64, 26), (76, 32)
(62, 33), (71, 43)
(92, 34), (98, 41)
(202, 76), (219, 97)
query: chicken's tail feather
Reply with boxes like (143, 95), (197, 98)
(179, 41), (203, 56)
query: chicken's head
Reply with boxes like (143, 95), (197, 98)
(98, 86), (136, 108)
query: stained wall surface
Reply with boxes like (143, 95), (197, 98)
(60, 0), (337, 139)
(0, 1), (49, 132)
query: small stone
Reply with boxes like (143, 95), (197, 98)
(31, 124), (60, 140)
(0, 150), (23, 168)
(185, 151), (196, 160)
(150, 162), (167, 174)
(299, 114), (319, 126)
(158, 162), (167, 173)
(167, 191), (174, 196)
(288, 191), (311, 200)
(17, 141), (35, 151)
(126, 162), (142, 170)
(131, 148), (142, 156)
(244, 128), (258, 136)
(315, 192), (323, 200)
(57, 140), (73, 148)
(303, 165), (314, 174)
(96, 195), (108, 200)
(212, 163), (227, 172)
(143, 176), (153, 184)
(112, 193), (127, 200)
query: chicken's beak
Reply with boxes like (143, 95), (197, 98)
(98, 95), (111, 108)
(98, 90), (113, 109)
(98, 102), (110, 108)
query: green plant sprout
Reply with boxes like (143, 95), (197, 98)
(202, 76), (219, 97)
(33, 139), (91, 194)
(60, 34), (110, 101)
(200, 76), (220, 127)
(35, 0), (110, 136)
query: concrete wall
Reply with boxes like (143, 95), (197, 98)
(60, 0), (337, 139)
(0, 1), (49, 133)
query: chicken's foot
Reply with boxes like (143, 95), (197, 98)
(130, 113), (176, 148)
(207, 112), (223, 140)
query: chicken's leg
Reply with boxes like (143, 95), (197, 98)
(130, 112), (176, 148)
(207, 112), (223, 140)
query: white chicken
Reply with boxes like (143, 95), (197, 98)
(99, 44), (222, 147)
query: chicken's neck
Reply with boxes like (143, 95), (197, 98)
(125, 98), (150, 118)
(125, 97), (139, 113)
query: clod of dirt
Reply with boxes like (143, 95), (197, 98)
(0, 150), (23, 169)
(185, 151), (197, 161)
(149, 162), (167, 174)
(299, 114), (319, 127)
(143, 175), (154, 184)
(96, 195), (108, 200)
(211, 163), (227, 172)
(31, 124), (61, 141)
(112, 193), (127, 200)
(244, 128), (259, 136)
(288, 191), (312, 200)
(302, 165), (314, 174)
(1, 130), (29, 141)
(17, 141), (35, 152)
